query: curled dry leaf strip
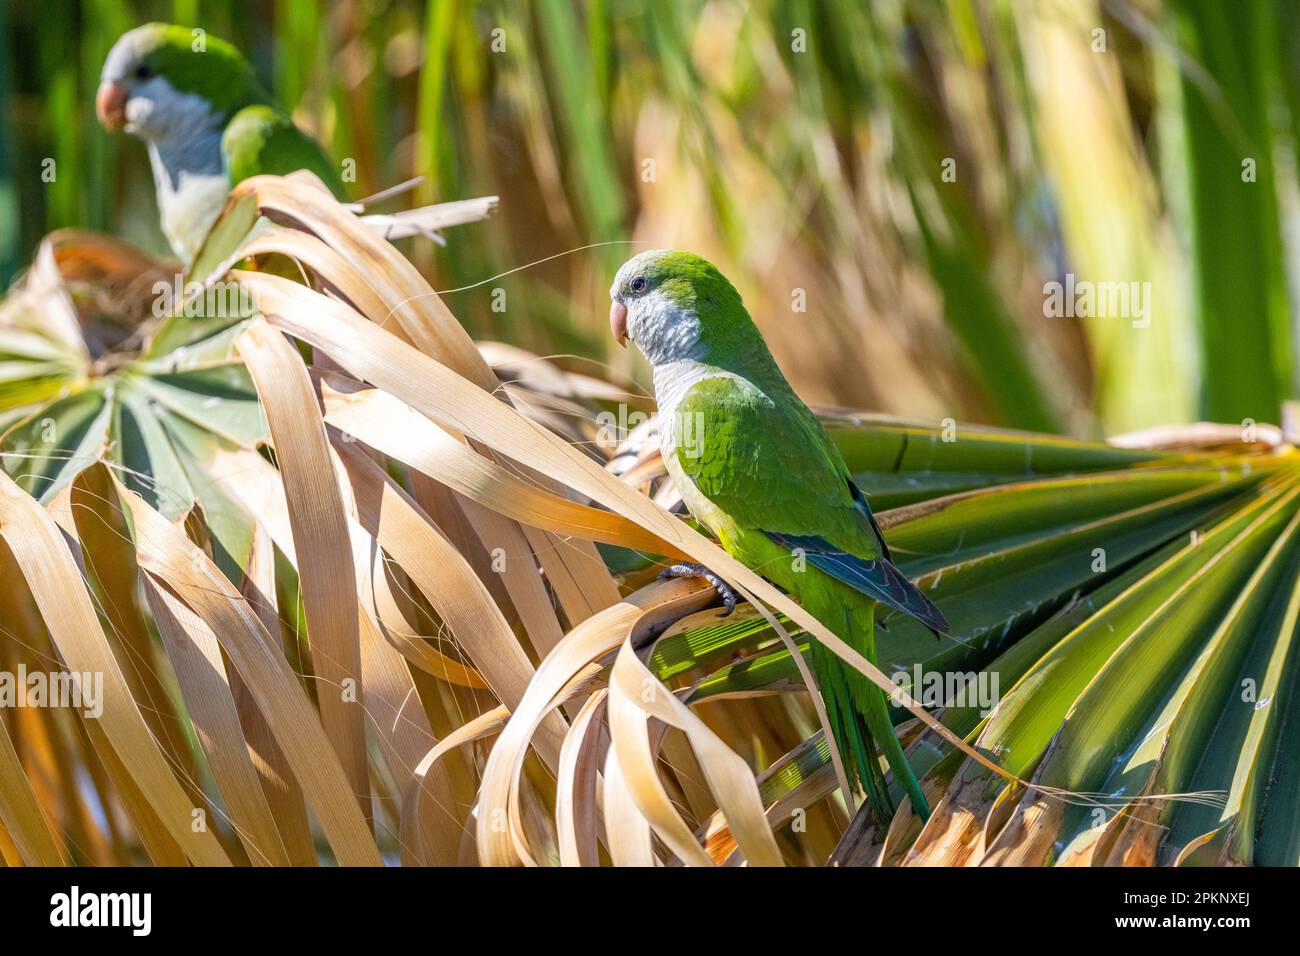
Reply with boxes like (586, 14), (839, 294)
(365, 546), (490, 689)
(400, 706), (510, 867)
(602, 733), (657, 866)
(607, 687), (713, 867)
(556, 690), (609, 867)
(609, 629), (784, 867)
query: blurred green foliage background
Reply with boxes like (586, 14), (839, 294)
(3, 0), (1300, 437)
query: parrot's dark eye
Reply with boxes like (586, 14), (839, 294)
(134, 64), (153, 80)
(629, 276), (648, 294)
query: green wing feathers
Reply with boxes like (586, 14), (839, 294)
(674, 375), (946, 633)
(673, 375), (871, 541)
(221, 105), (347, 198)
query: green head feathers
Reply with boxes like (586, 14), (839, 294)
(610, 250), (769, 368)
(100, 23), (271, 126)
(611, 250), (740, 311)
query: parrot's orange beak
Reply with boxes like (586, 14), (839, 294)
(610, 300), (628, 348)
(96, 80), (128, 130)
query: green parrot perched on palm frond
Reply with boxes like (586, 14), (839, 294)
(97, 23), (494, 264)
(610, 249), (949, 822)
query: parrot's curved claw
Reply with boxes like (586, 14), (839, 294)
(658, 562), (738, 616)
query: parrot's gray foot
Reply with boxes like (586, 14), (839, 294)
(658, 562), (738, 616)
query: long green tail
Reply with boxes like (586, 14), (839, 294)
(809, 603), (931, 823)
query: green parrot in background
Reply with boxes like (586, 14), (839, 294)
(98, 23), (490, 264)
(610, 249), (949, 822)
